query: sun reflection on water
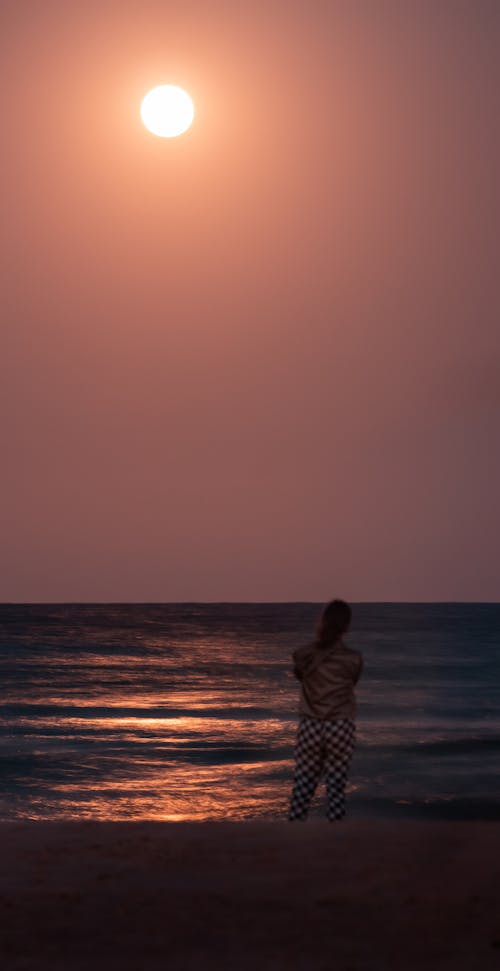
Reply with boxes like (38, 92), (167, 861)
(14, 760), (291, 822)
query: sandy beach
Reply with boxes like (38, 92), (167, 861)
(1, 821), (499, 970)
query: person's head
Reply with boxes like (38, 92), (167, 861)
(316, 599), (352, 648)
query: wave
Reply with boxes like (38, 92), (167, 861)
(377, 737), (500, 757)
(351, 796), (500, 821)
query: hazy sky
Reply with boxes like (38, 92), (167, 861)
(2, 0), (499, 602)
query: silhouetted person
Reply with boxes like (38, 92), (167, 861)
(289, 599), (363, 821)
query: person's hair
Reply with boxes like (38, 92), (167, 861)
(316, 599), (352, 649)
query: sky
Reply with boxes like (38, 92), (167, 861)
(1, 0), (499, 602)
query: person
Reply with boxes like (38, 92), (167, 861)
(289, 599), (363, 822)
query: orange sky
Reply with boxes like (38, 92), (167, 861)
(2, 0), (499, 601)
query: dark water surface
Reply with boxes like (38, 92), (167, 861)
(1, 603), (499, 820)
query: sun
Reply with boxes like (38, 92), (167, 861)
(140, 85), (195, 138)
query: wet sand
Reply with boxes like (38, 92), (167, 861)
(1, 821), (499, 970)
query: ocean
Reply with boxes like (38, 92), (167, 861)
(0, 603), (499, 822)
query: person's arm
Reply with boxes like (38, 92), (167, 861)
(293, 660), (304, 681)
(353, 654), (363, 684)
(292, 646), (309, 681)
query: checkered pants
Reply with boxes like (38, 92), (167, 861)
(289, 716), (356, 821)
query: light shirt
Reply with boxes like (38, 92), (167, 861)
(293, 639), (363, 721)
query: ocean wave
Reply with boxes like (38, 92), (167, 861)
(382, 737), (500, 756)
(351, 796), (500, 821)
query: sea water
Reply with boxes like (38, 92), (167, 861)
(0, 603), (499, 821)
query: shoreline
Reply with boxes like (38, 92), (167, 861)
(2, 820), (500, 969)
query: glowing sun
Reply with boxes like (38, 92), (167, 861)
(140, 85), (195, 138)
